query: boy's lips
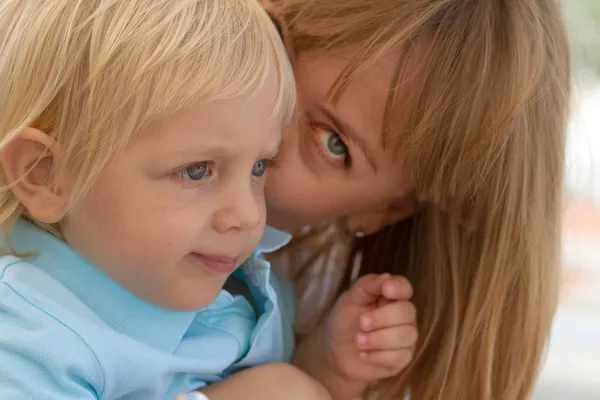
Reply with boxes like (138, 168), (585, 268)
(190, 253), (238, 274)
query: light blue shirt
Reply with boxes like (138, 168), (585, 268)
(0, 220), (295, 400)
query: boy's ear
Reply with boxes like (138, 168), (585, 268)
(0, 127), (70, 223)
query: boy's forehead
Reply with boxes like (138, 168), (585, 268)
(136, 99), (282, 158)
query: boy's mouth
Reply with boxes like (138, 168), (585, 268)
(190, 252), (238, 274)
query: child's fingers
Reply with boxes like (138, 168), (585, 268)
(356, 325), (418, 351)
(350, 273), (391, 306)
(359, 349), (413, 374)
(360, 300), (416, 331)
(381, 276), (413, 300)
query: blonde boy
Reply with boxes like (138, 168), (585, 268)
(0, 0), (299, 398)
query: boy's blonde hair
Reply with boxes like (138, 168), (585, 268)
(0, 0), (295, 229)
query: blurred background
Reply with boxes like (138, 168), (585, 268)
(532, 1), (600, 398)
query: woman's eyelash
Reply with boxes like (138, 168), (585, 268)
(337, 134), (352, 168)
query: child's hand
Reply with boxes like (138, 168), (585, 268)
(324, 273), (417, 383)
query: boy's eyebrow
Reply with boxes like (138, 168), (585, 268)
(320, 107), (378, 172)
(170, 144), (236, 159)
(163, 136), (282, 161)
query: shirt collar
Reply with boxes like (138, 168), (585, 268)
(253, 225), (291, 256)
(6, 219), (290, 353)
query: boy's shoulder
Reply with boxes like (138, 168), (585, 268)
(0, 255), (178, 398)
(0, 255), (106, 397)
(0, 254), (107, 325)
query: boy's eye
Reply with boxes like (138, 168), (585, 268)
(178, 162), (212, 181)
(252, 159), (267, 177)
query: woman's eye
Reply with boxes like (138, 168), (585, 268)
(319, 130), (348, 161)
(176, 162), (213, 181)
(252, 159), (267, 177)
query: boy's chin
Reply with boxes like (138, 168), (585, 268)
(158, 282), (225, 312)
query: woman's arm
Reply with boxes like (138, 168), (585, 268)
(196, 363), (331, 400)
(293, 330), (366, 400)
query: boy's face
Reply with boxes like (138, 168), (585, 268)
(61, 80), (282, 310)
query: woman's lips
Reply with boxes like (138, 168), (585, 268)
(190, 253), (238, 274)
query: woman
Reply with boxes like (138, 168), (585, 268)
(263, 0), (571, 399)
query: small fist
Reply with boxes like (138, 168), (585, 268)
(324, 273), (418, 382)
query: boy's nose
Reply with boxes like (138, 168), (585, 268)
(212, 186), (261, 233)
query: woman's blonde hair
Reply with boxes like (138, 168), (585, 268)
(271, 0), (570, 399)
(0, 0), (295, 229)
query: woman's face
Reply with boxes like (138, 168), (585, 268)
(266, 49), (415, 232)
